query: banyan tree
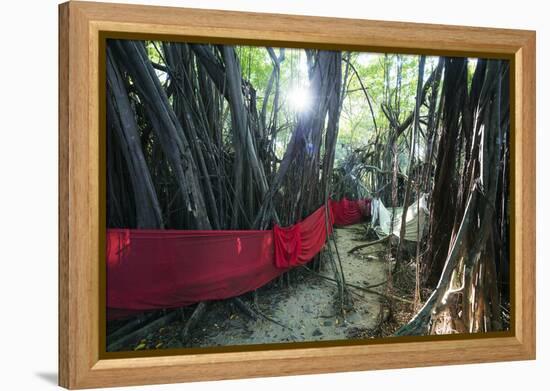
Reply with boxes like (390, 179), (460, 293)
(105, 38), (511, 350)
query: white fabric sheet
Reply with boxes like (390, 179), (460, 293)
(371, 194), (429, 242)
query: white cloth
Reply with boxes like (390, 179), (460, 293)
(372, 194), (429, 242)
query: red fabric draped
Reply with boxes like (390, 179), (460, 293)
(107, 228), (276, 315)
(107, 199), (370, 319)
(330, 198), (371, 226)
(273, 224), (301, 268)
(273, 205), (333, 268)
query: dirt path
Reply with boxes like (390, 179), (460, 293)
(182, 224), (389, 348)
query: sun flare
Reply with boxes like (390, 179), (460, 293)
(288, 86), (312, 112)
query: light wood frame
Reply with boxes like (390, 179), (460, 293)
(58, 1), (536, 388)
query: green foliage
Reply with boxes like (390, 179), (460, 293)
(145, 41), (163, 65)
(237, 46), (273, 91)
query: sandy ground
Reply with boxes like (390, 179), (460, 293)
(184, 224), (389, 348)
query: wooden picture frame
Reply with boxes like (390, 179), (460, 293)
(58, 1), (536, 388)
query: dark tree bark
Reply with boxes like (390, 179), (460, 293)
(397, 59), (508, 336)
(422, 58), (469, 286)
(106, 48), (163, 229)
(110, 40), (212, 230)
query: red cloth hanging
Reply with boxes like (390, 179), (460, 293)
(273, 223), (301, 268)
(357, 198), (372, 218)
(107, 228), (277, 316)
(107, 199), (369, 319)
(330, 197), (370, 226)
(295, 205), (333, 262)
(273, 205), (333, 268)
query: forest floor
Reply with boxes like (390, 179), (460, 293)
(109, 224), (419, 351)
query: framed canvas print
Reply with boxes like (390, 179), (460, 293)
(58, 1), (536, 389)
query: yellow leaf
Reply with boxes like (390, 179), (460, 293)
(155, 342), (163, 349)
(134, 343), (146, 351)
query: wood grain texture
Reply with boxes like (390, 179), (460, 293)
(58, 1), (536, 388)
(58, 3), (70, 387)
